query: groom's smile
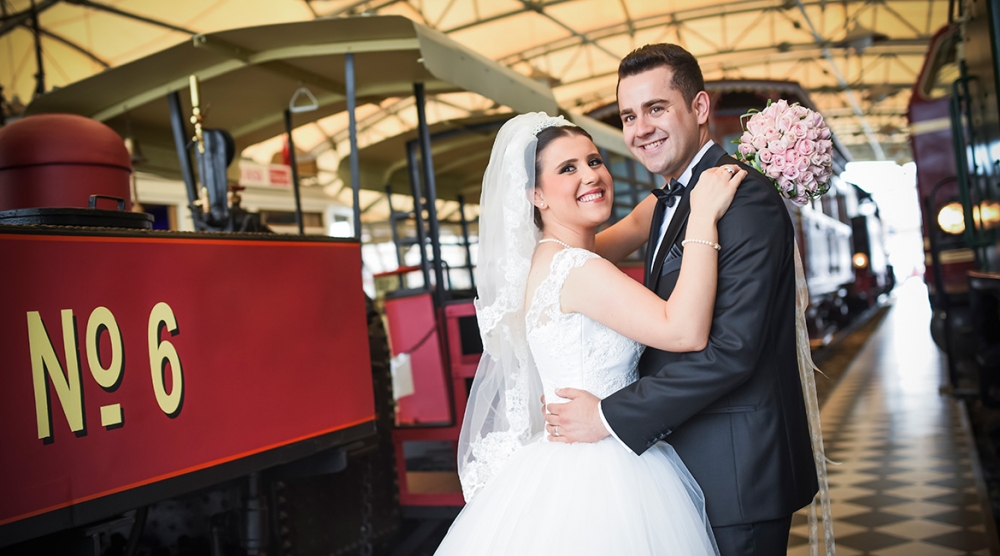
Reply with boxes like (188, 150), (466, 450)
(640, 138), (666, 151)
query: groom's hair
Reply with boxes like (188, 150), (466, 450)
(618, 44), (705, 108)
(533, 125), (594, 231)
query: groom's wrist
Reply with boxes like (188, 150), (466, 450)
(597, 401), (632, 452)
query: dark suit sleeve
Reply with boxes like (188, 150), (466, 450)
(601, 172), (793, 455)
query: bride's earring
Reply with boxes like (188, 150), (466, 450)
(533, 188), (547, 210)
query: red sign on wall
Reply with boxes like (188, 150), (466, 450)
(0, 231), (374, 529)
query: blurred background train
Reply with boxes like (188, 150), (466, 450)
(0, 5), (957, 555)
(906, 0), (1000, 401)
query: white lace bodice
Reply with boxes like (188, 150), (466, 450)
(526, 248), (644, 408)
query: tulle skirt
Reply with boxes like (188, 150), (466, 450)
(434, 438), (719, 556)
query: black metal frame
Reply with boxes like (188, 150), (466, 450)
(284, 108), (305, 235)
(386, 118), (505, 301)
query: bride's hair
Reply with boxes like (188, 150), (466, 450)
(532, 125), (595, 230)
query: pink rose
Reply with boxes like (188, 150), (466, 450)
(821, 153), (833, 165)
(771, 155), (786, 170)
(812, 112), (824, 127)
(795, 154), (810, 171)
(785, 150), (798, 165)
(793, 105), (810, 119)
(782, 165), (800, 181)
(811, 164), (825, 176)
(739, 142), (756, 157)
(799, 169), (816, 186)
(777, 176), (794, 193)
(793, 190), (811, 206)
(777, 113), (796, 132)
(774, 99), (790, 112)
(796, 139), (815, 156)
(758, 148), (773, 164)
(791, 122), (809, 139)
(765, 164), (782, 179)
(751, 133), (768, 150)
(819, 127), (832, 140)
(748, 114), (774, 135)
(768, 140), (786, 154)
(806, 128), (819, 141)
(810, 153), (824, 167)
(741, 130), (754, 144)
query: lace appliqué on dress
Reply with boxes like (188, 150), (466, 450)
(526, 247), (598, 331)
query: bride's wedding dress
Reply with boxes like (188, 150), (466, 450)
(435, 248), (719, 556)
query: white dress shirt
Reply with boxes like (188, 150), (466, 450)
(597, 140), (715, 452)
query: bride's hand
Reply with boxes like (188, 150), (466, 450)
(689, 164), (747, 222)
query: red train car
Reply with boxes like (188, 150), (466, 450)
(0, 116), (387, 553)
(907, 0), (1000, 395)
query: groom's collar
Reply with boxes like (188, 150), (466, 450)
(674, 140), (715, 187)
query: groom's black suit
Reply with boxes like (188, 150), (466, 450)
(601, 143), (818, 552)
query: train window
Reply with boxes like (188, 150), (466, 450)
(715, 91), (771, 114)
(608, 155), (631, 181)
(918, 28), (961, 99)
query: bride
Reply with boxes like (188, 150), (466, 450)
(433, 112), (746, 555)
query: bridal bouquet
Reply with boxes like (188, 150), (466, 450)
(734, 99), (834, 206)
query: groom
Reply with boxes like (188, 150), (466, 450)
(545, 44), (818, 555)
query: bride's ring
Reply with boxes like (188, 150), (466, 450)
(724, 166), (736, 175)
(553, 426), (560, 437)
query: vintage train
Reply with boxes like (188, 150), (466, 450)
(0, 15), (633, 556)
(907, 0), (1000, 398)
(2, 13), (893, 556)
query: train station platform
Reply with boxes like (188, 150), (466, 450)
(787, 280), (999, 555)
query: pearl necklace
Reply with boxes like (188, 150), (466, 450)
(538, 238), (573, 249)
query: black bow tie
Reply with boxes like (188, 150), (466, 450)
(651, 179), (684, 208)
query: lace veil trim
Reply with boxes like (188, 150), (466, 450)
(458, 112), (574, 501)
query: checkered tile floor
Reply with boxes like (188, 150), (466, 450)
(786, 280), (998, 556)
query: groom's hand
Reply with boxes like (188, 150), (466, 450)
(544, 388), (610, 443)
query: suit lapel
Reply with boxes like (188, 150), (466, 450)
(644, 195), (669, 286)
(649, 191), (689, 290)
(648, 143), (730, 291)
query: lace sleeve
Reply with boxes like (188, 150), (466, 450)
(526, 248), (600, 331)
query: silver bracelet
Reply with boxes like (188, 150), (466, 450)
(681, 239), (721, 251)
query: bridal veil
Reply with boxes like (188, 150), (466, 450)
(457, 112), (575, 501)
